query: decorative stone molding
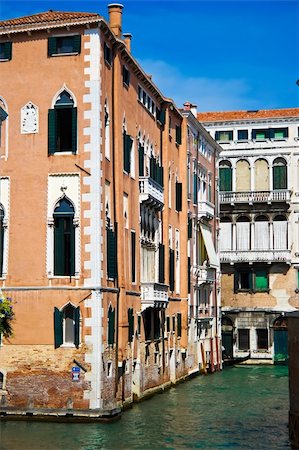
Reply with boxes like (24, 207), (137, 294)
(21, 102), (38, 134)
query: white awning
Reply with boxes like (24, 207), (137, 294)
(200, 223), (219, 269)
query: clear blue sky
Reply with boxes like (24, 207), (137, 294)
(1, 1), (299, 112)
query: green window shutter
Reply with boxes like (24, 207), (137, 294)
(273, 165), (287, 190)
(138, 145), (144, 176)
(175, 125), (182, 145)
(108, 306), (115, 345)
(131, 231), (136, 283)
(69, 220), (75, 276)
(255, 270), (268, 291)
(176, 182), (182, 211)
(177, 313), (182, 337)
(158, 243), (165, 284)
(48, 37), (57, 56)
(54, 307), (63, 348)
(157, 108), (165, 125)
(193, 174), (198, 203)
(48, 109), (57, 155)
(54, 217), (65, 275)
(123, 133), (132, 173)
(73, 35), (81, 54)
(169, 249), (175, 291)
(188, 256), (191, 294)
(107, 228), (117, 279)
(220, 168), (232, 191)
(188, 217), (192, 239)
(71, 107), (77, 154)
(128, 308), (134, 342)
(74, 306), (80, 348)
(3, 42), (12, 60)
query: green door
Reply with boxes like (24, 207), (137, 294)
(274, 329), (288, 364)
(222, 331), (233, 358)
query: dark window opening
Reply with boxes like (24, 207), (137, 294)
(48, 35), (81, 56)
(104, 42), (112, 65)
(48, 91), (77, 154)
(123, 66), (130, 86)
(257, 329), (268, 350)
(238, 329), (250, 350)
(237, 130), (248, 140)
(0, 42), (12, 60)
(53, 198), (75, 276)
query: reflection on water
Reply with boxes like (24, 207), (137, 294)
(0, 366), (290, 449)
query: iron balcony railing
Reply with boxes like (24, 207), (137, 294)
(220, 249), (291, 264)
(139, 176), (164, 206)
(220, 190), (291, 204)
(141, 282), (168, 311)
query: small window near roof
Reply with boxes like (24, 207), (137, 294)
(48, 35), (81, 56)
(272, 128), (288, 139)
(104, 42), (112, 65)
(0, 42), (12, 61)
(237, 130), (248, 141)
(123, 65), (130, 87)
(215, 130), (233, 142)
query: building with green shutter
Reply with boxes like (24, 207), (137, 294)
(198, 108), (299, 364)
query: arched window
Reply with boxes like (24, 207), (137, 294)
(0, 206), (4, 277)
(273, 158), (287, 190)
(53, 197), (75, 276)
(48, 90), (77, 154)
(254, 159), (269, 191)
(255, 215), (269, 250)
(273, 215), (288, 250)
(236, 216), (250, 250)
(219, 160), (232, 192)
(54, 303), (80, 348)
(236, 159), (250, 191)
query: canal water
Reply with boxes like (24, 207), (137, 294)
(0, 365), (290, 449)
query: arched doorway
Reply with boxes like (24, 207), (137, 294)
(273, 316), (288, 364)
(221, 316), (234, 359)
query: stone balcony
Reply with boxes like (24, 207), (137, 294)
(141, 282), (168, 311)
(193, 265), (216, 284)
(220, 190), (291, 205)
(197, 200), (215, 219)
(220, 249), (291, 264)
(139, 177), (164, 207)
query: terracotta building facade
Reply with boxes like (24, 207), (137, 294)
(0, 5), (221, 419)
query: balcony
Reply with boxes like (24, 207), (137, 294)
(220, 190), (291, 205)
(193, 265), (216, 284)
(139, 177), (164, 207)
(220, 249), (291, 264)
(141, 282), (168, 311)
(197, 200), (215, 219)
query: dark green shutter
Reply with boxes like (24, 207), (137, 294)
(188, 217), (192, 239)
(255, 270), (268, 291)
(169, 249), (175, 291)
(175, 125), (182, 145)
(193, 174), (198, 203)
(273, 165), (287, 190)
(157, 108), (165, 125)
(73, 35), (81, 54)
(188, 256), (191, 294)
(74, 306), (80, 348)
(123, 133), (132, 173)
(48, 37), (57, 56)
(71, 107), (77, 154)
(108, 306), (115, 345)
(220, 168), (232, 191)
(139, 145), (144, 176)
(107, 228), (117, 279)
(3, 42), (12, 60)
(54, 218), (65, 275)
(176, 182), (182, 211)
(128, 308), (134, 343)
(54, 307), (63, 348)
(177, 313), (182, 337)
(131, 231), (136, 282)
(48, 109), (57, 155)
(158, 243), (165, 284)
(69, 220), (75, 276)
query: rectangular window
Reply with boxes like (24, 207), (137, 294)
(138, 86), (142, 101)
(175, 182), (182, 212)
(104, 42), (112, 65)
(252, 129), (269, 140)
(158, 243), (165, 284)
(169, 249), (175, 291)
(48, 35), (81, 56)
(257, 329), (268, 350)
(0, 42), (12, 61)
(166, 316), (170, 332)
(175, 125), (182, 145)
(131, 231), (136, 283)
(107, 228), (117, 279)
(123, 132), (133, 173)
(123, 65), (130, 86)
(219, 167), (232, 192)
(156, 108), (166, 125)
(272, 128), (288, 139)
(177, 313), (182, 337)
(128, 308), (134, 343)
(215, 130), (233, 142)
(234, 270), (252, 292)
(237, 130), (248, 141)
(238, 329), (250, 350)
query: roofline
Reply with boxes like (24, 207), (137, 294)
(181, 110), (222, 154)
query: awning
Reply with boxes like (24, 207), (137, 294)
(200, 223), (219, 268)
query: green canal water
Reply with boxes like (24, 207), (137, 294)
(0, 365), (290, 449)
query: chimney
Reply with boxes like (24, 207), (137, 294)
(108, 3), (123, 38)
(123, 33), (132, 52)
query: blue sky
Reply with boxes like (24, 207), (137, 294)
(1, 1), (299, 111)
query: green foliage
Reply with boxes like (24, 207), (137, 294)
(0, 290), (14, 338)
